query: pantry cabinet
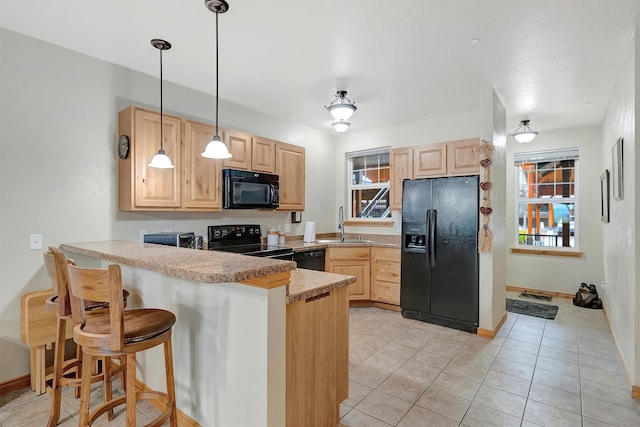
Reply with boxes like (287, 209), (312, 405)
(119, 106), (182, 210)
(275, 141), (305, 211)
(326, 247), (370, 300)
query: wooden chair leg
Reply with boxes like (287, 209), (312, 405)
(125, 353), (137, 427)
(78, 351), (94, 427)
(74, 344), (82, 399)
(103, 356), (115, 421)
(29, 348), (37, 392)
(47, 318), (67, 427)
(164, 336), (178, 427)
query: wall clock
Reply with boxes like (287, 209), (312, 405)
(118, 135), (130, 159)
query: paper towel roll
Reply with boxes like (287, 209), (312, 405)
(303, 221), (316, 243)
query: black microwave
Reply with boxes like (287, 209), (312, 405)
(222, 169), (279, 209)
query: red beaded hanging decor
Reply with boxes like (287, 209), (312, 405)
(478, 141), (494, 253)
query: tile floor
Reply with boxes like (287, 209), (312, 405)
(1, 292), (639, 426)
(339, 292), (640, 426)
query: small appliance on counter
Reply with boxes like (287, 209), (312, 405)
(143, 232), (197, 249)
(207, 224), (294, 260)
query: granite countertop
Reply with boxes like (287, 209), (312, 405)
(287, 269), (356, 304)
(61, 240), (297, 284)
(61, 240), (356, 303)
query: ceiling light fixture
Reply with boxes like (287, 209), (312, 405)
(325, 90), (356, 132)
(510, 119), (538, 144)
(148, 39), (175, 169)
(332, 121), (350, 133)
(202, 0), (232, 160)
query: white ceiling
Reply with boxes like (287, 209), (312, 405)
(1, 0), (637, 135)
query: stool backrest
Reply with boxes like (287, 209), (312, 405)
(43, 247), (76, 318)
(54, 249), (125, 352)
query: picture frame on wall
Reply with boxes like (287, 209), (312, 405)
(612, 137), (624, 200)
(601, 169), (610, 223)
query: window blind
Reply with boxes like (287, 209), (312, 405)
(514, 148), (579, 165)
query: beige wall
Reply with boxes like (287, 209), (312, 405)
(506, 125), (605, 294)
(0, 29), (335, 382)
(601, 27), (638, 384)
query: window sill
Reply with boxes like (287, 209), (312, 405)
(510, 247), (583, 258)
(344, 220), (394, 227)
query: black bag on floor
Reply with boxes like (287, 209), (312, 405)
(573, 282), (602, 309)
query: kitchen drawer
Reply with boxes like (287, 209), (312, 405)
(374, 260), (400, 283)
(327, 247), (370, 261)
(372, 281), (400, 305)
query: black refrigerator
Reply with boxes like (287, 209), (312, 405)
(400, 175), (479, 333)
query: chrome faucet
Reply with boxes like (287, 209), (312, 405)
(338, 206), (345, 242)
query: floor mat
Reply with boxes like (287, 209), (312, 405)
(506, 298), (558, 320)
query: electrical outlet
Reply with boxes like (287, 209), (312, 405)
(30, 234), (43, 250)
(284, 224), (291, 233)
(139, 229), (149, 242)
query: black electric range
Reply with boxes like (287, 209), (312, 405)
(207, 224), (294, 260)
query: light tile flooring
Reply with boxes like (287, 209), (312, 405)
(339, 292), (640, 426)
(1, 292), (639, 426)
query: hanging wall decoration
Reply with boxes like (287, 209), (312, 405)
(478, 140), (495, 253)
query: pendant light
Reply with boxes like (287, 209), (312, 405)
(202, 0), (232, 159)
(510, 119), (539, 144)
(148, 39), (175, 169)
(325, 90), (357, 133)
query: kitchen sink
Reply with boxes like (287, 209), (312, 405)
(315, 239), (372, 244)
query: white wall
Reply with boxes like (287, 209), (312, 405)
(601, 28), (637, 383)
(505, 126), (605, 295)
(0, 29), (335, 382)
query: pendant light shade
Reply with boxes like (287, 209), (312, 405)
(511, 119), (538, 144)
(202, 135), (232, 159)
(201, 0), (233, 160)
(332, 121), (350, 133)
(326, 90), (357, 121)
(148, 39), (174, 169)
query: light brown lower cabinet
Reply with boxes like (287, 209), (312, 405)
(325, 248), (371, 300)
(286, 286), (348, 427)
(371, 247), (401, 305)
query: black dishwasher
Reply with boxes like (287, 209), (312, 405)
(294, 249), (326, 271)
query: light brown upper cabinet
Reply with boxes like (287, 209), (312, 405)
(119, 106), (182, 210)
(182, 120), (222, 210)
(390, 147), (414, 211)
(251, 137), (276, 173)
(446, 138), (480, 175)
(275, 141), (305, 211)
(414, 143), (447, 178)
(223, 129), (252, 170)
(390, 138), (480, 211)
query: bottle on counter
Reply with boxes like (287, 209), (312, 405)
(278, 231), (286, 245)
(267, 228), (279, 246)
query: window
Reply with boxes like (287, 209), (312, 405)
(347, 148), (391, 220)
(514, 149), (579, 249)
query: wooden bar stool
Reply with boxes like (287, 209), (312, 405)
(54, 247), (178, 427)
(43, 248), (128, 427)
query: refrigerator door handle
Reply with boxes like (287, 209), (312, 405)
(430, 209), (437, 267)
(425, 210), (431, 268)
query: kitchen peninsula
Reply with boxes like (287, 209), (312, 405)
(61, 240), (354, 427)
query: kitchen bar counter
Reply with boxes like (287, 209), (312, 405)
(60, 240), (353, 427)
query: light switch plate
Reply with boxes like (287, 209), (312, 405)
(284, 224), (291, 233)
(30, 234), (43, 250)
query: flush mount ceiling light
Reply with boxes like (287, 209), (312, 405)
(202, 0), (232, 160)
(325, 90), (356, 132)
(510, 119), (539, 144)
(148, 39), (175, 169)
